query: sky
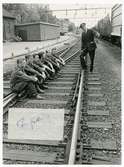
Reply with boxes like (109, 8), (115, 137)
(49, 4), (114, 27)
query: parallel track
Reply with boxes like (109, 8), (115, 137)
(73, 63), (119, 165)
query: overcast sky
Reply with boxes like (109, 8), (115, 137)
(49, 4), (114, 27)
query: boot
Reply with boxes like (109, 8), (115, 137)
(42, 84), (48, 89)
(36, 84), (44, 93)
(30, 94), (45, 100)
(35, 94), (45, 100)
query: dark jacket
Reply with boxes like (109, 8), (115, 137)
(10, 67), (36, 92)
(81, 29), (96, 50)
(34, 59), (53, 72)
(46, 56), (60, 69)
(25, 62), (43, 76)
(33, 59), (44, 68)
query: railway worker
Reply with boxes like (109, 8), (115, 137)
(45, 50), (60, 72)
(24, 55), (48, 93)
(39, 54), (55, 79)
(38, 51), (55, 75)
(10, 59), (44, 99)
(25, 55), (46, 80)
(32, 54), (53, 80)
(51, 48), (65, 66)
(80, 23), (98, 72)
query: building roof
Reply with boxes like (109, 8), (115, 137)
(15, 21), (60, 27)
(3, 8), (16, 19)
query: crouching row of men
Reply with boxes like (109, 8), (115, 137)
(10, 50), (65, 99)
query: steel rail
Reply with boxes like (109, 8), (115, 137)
(72, 72), (81, 102)
(3, 37), (74, 61)
(4, 92), (15, 102)
(68, 70), (84, 164)
(64, 49), (80, 63)
(56, 40), (78, 55)
(3, 93), (17, 109)
(59, 41), (79, 58)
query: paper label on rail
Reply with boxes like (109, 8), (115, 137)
(8, 108), (64, 141)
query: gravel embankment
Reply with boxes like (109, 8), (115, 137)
(94, 40), (121, 157)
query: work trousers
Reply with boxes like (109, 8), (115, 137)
(12, 81), (37, 97)
(80, 48), (95, 71)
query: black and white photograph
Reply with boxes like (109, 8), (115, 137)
(1, 0), (122, 165)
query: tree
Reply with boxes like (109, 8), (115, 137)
(3, 3), (76, 28)
(68, 23), (76, 32)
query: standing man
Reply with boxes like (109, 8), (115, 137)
(80, 23), (97, 72)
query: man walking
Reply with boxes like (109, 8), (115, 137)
(80, 23), (97, 72)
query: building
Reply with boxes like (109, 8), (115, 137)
(15, 22), (60, 41)
(3, 8), (16, 41)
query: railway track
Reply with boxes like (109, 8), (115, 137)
(3, 39), (79, 98)
(3, 41), (81, 164)
(73, 61), (119, 165)
(3, 40), (119, 164)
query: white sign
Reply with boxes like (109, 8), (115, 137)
(8, 108), (64, 141)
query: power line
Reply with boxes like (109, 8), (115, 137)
(49, 7), (111, 13)
(56, 17), (105, 20)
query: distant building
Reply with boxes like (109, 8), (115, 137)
(15, 22), (60, 41)
(3, 8), (16, 40)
